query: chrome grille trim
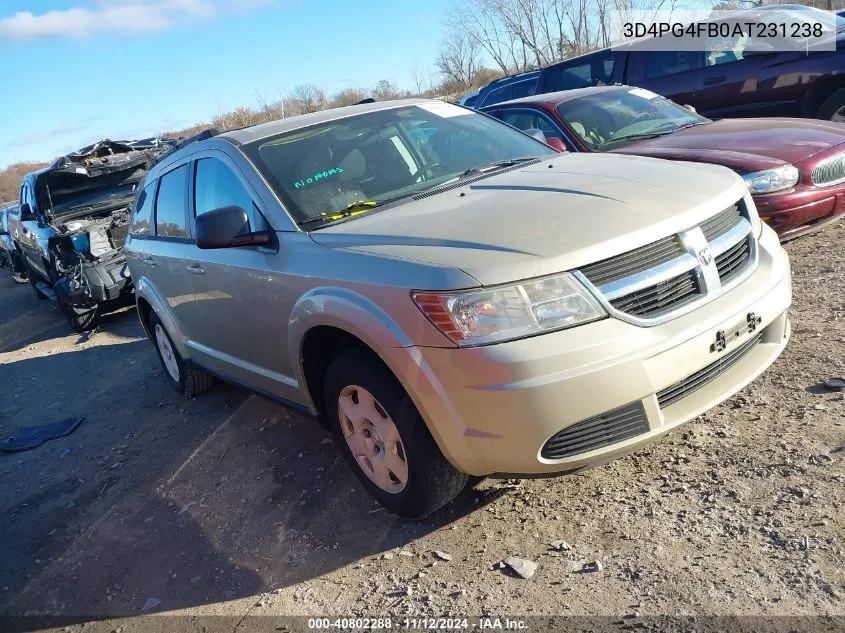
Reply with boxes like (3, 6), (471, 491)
(579, 236), (685, 287)
(811, 153), (845, 187)
(657, 332), (762, 408)
(576, 199), (758, 327)
(541, 403), (648, 460)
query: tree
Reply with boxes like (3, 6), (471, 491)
(287, 84), (327, 115)
(436, 29), (482, 90)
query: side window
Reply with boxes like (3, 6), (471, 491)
(510, 79), (536, 99)
(542, 64), (592, 92)
(194, 157), (255, 218)
(500, 109), (562, 139)
(706, 32), (749, 66)
(645, 51), (694, 79)
(154, 165), (188, 238)
(129, 182), (156, 236)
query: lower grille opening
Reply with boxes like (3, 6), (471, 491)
(657, 332), (763, 409)
(541, 403), (648, 460)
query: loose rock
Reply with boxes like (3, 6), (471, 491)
(504, 556), (538, 579)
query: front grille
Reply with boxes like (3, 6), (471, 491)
(811, 153), (845, 187)
(657, 333), (762, 409)
(577, 199), (755, 322)
(716, 235), (751, 285)
(610, 270), (699, 317)
(700, 204), (742, 242)
(579, 236), (685, 287)
(541, 403), (648, 460)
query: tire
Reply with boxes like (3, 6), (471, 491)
(148, 311), (215, 397)
(60, 299), (100, 333)
(816, 87), (845, 123)
(323, 346), (469, 518)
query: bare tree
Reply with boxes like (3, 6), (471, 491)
(436, 29), (483, 90)
(287, 84), (327, 115)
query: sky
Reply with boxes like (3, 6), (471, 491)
(0, 0), (451, 168)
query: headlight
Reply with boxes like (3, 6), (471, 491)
(70, 232), (89, 253)
(412, 272), (606, 347)
(742, 165), (798, 194)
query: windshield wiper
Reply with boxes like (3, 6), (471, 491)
(297, 200), (382, 228)
(457, 157), (538, 179)
(601, 121), (705, 146)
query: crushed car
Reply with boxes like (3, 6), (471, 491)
(16, 138), (175, 331)
(0, 203), (28, 282)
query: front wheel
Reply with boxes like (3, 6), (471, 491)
(60, 300), (99, 332)
(323, 347), (469, 518)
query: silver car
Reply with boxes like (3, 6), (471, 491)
(127, 99), (791, 517)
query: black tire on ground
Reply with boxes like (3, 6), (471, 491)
(148, 311), (215, 397)
(816, 87), (845, 122)
(323, 346), (469, 518)
(60, 299), (100, 333)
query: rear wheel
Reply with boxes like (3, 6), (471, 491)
(323, 346), (469, 518)
(23, 261), (47, 299)
(148, 311), (215, 397)
(816, 88), (845, 123)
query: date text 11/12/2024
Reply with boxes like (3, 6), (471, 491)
(307, 618), (528, 630)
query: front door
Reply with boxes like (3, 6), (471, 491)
(182, 153), (289, 398)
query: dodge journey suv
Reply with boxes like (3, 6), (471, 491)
(126, 99), (792, 517)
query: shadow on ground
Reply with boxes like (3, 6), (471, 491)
(0, 274), (503, 628)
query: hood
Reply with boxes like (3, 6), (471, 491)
(613, 118), (845, 174)
(309, 153), (746, 287)
(36, 138), (175, 216)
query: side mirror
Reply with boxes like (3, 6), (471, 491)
(194, 205), (272, 250)
(683, 104), (697, 113)
(546, 137), (567, 152)
(19, 203), (36, 222)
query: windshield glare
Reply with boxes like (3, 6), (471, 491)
(555, 89), (707, 150)
(244, 104), (556, 224)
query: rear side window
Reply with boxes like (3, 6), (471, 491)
(480, 85), (511, 107)
(155, 165), (188, 238)
(542, 55), (616, 92)
(645, 51), (694, 79)
(510, 79), (537, 99)
(130, 182), (156, 236)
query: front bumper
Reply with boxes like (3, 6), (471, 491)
(55, 255), (133, 306)
(382, 226), (792, 476)
(754, 184), (845, 241)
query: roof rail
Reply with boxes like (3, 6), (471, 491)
(354, 97), (376, 105)
(173, 128), (220, 151)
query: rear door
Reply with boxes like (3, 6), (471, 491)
(627, 49), (704, 107)
(143, 162), (199, 335)
(182, 151), (287, 398)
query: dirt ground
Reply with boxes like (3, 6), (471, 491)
(0, 222), (843, 631)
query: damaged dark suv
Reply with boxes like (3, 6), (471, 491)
(17, 139), (174, 331)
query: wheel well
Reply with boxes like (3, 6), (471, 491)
(802, 76), (845, 118)
(137, 297), (153, 336)
(301, 326), (374, 419)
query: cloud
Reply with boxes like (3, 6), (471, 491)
(4, 124), (91, 149)
(0, 0), (269, 42)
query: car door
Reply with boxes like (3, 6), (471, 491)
(16, 179), (49, 278)
(697, 40), (800, 118)
(627, 49), (704, 109)
(143, 162), (200, 336)
(182, 151), (286, 397)
(124, 179), (157, 281)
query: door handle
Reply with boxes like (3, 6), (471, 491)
(187, 263), (205, 275)
(703, 75), (726, 86)
(143, 255), (156, 267)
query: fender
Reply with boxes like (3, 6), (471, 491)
(134, 275), (192, 360)
(288, 286), (419, 409)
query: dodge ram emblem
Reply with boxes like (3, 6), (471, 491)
(697, 247), (713, 266)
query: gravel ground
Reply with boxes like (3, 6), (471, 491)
(0, 222), (843, 631)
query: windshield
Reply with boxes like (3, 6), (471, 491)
(555, 88), (708, 150)
(243, 103), (556, 225)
